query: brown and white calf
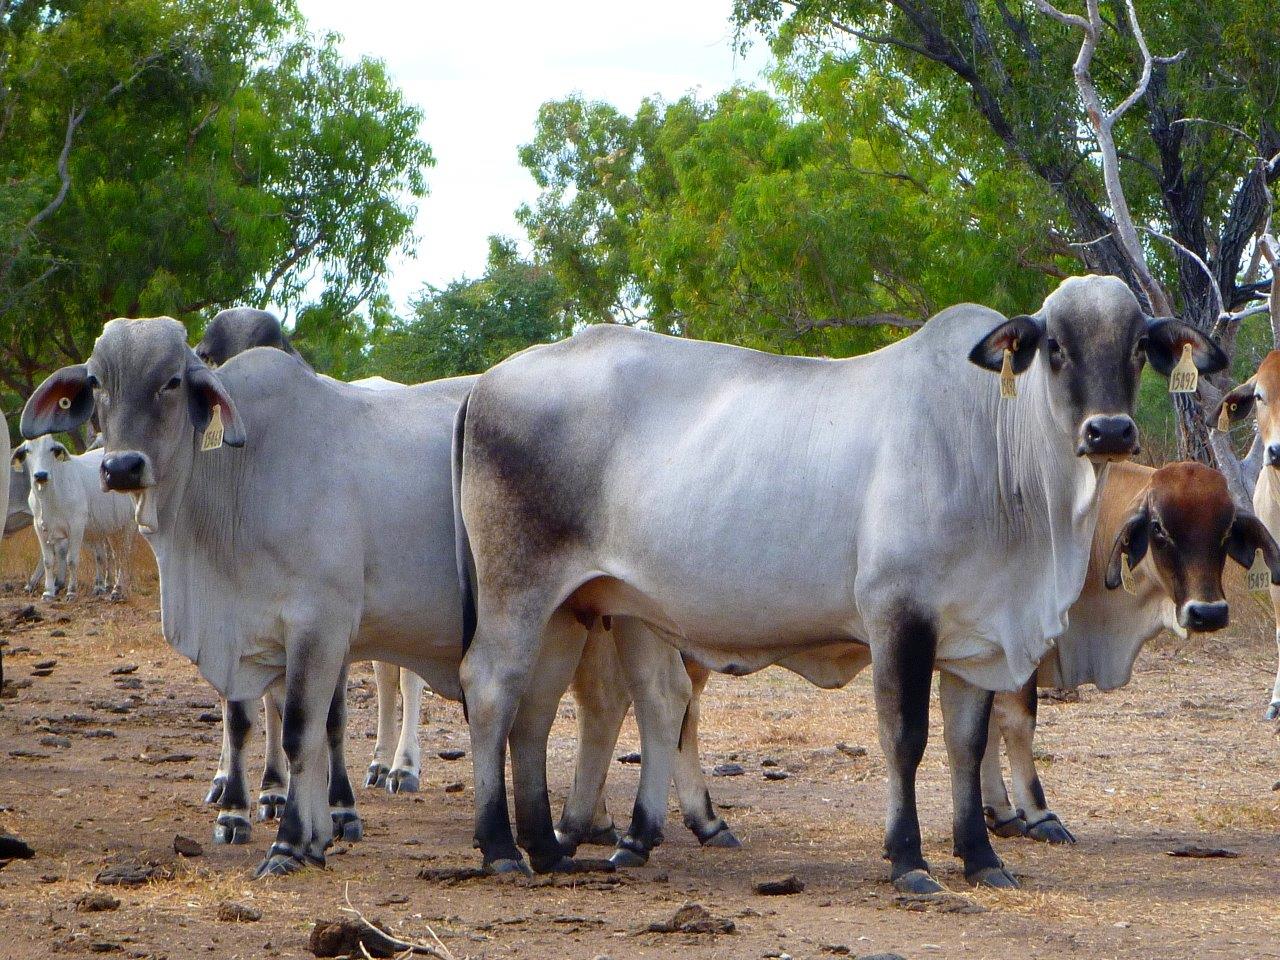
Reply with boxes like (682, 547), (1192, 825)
(1215, 350), (1280, 719)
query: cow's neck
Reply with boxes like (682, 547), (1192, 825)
(144, 434), (244, 571)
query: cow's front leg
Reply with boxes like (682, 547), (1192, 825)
(366, 660), (398, 789)
(258, 683), (288, 821)
(999, 679), (1073, 845)
(1267, 625), (1280, 721)
(559, 629), (630, 853)
(327, 665), (363, 842)
(509, 611), (587, 873)
(255, 644), (344, 878)
(673, 659), (738, 849)
(63, 533), (82, 599)
(982, 695), (1026, 838)
(91, 544), (108, 596)
(205, 697), (233, 806)
(39, 538), (60, 600)
(939, 672), (1016, 887)
(872, 614), (940, 894)
(24, 557), (43, 594)
(212, 698), (256, 844)
(387, 667), (424, 794)
(609, 622), (690, 867)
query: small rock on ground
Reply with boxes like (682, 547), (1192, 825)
(617, 752), (641, 764)
(217, 900), (262, 922)
(0, 834), (34, 859)
(835, 742), (867, 758)
(75, 892), (120, 912)
(893, 892), (986, 915)
(753, 874), (805, 895)
(438, 749), (465, 760)
(764, 769), (789, 781)
(713, 763), (746, 777)
(173, 834), (203, 857)
(646, 901), (735, 935)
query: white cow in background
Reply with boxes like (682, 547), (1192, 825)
(12, 435), (136, 600)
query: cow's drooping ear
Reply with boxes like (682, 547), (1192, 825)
(11, 443), (27, 473)
(968, 314), (1043, 374)
(1144, 319), (1228, 378)
(1227, 512), (1280, 585)
(1208, 376), (1258, 429)
(185, 364), (246, 448)
(21, 364), (94, 439)
(1105, 503), (1151, 590)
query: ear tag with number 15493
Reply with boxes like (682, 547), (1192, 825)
(1169, 344), (1198, 394)
(1248, 548), (1271, 598)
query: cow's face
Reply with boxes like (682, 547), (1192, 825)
(21, 318), (245, 532)
(195, 308), (286, 368)
(17, 435), (71, 491)
(1105, 462), (1280, 631)
(1214, 351), (1280, 469)
(970, 275), (1228, 462)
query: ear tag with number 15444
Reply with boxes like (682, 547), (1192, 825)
(1169, 344), (1198, 394)
(201, 405), (224, 452)
(1248, 549), (1271, 598)
(999, 345), (1017, 400)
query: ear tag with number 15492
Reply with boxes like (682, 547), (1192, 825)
(1169, 344), (1198, 394)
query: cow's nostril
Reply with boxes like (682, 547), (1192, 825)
(1086, 424), (1101, 443)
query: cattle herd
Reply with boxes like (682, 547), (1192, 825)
(3, 274), (1280, 908)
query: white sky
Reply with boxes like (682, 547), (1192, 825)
(294, 1), (772, 312)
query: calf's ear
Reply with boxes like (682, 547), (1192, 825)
(1228, 512), (1280, 584)
(11, 443), (27, 472)
(186, 364), (246, 448)
(1145, 319), (1228, 377)
(968, 314), (1043, 374)
(22, 365), (94, 438)
(1105, 504), (1151, 589)
(1208, 376), (1258, 428)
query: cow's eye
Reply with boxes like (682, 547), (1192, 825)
(1150, 520), (1166, 543)
(163, 376), (182, 392)
(86, 374), (99, 389)
(1047, 337), (1066, 372)
(1256, 393), (1266, 405)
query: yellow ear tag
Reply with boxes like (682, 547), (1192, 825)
(1169, 343), (1198, 394)
(201, 405), (224, 452)
(11, 459), (21, 474)
(57, 396), (71, 410)
(999, 346), (1017, 400)
(1120, 552), (1137, 595)
(1217, 402), (1233, 433)
(1247, 548), (1271, 597)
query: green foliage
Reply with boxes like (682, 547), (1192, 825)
(518, 79), (1063, 358)
(359, 237), (570, 382)
(0, 0), (432, 403)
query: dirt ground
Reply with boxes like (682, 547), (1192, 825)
(1, 536), (1279, 960)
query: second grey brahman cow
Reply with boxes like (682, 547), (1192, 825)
(451, 275), (1225, 891)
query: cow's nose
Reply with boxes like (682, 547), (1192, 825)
(1181, 600), (1229, 633)
(32, 470), (48, 484)
(1266, 444), (1280, 467)
(1078, 415), (1139, 458)
(100, 453), (146, 491)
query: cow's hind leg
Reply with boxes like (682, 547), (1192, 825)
(939, 671), (1016, 887)
(1001, 679), (1073, 844)
(387, 668), (424, 794)
(1267, 617), (1280, 720)
(558, 628), (629, 853)
(212, 698), (256, 845)
(982, 694), (1026, 839)
(609, 619), (691, 867)
(205, 698), (234, 806)
(872, 611), (940, 893)
(326, 665), (362, 842)
(673, 659), (738, 848)
(256, 640), (345, 878)
(509, 611), (588, 873)
(366, 661), (398, 789)
(258, 683), (288, 821)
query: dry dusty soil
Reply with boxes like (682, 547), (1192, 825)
(0, 539), (1278, 960)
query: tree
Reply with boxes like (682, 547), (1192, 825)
(358, 237), (571, 382)
(733, 0), (1279, 488)
(518, 83), (1066, 358)
(0, 0), (432, 409)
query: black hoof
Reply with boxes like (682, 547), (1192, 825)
(1266, 702), (1279, 722)
(364, 763), (390, 789)
(609, 847), (648, 868)
(585, 822), (620, 846)
(257, 793), (287, 822)
(212, 814), (252, 845)
(485, 857), (533, 877)
(967, 865), (1019, 889)
(533, 854), (584, 874)
(1025, 813), (1075, 845)
(699, 823), (741, 849)
(893, 869), (945, 894)
(332, 810), (364, 843)
(984, 806), (1028, 839)
(204, 776), (228, 805)
(386, 770), (419, 795)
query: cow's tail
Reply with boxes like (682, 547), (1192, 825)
(451, 391), (476, 722)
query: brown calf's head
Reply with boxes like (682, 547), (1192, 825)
(1105, 462), (1280, 631)
(1214, 350), (1280, 468)
(970, 275), (1227, 462)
